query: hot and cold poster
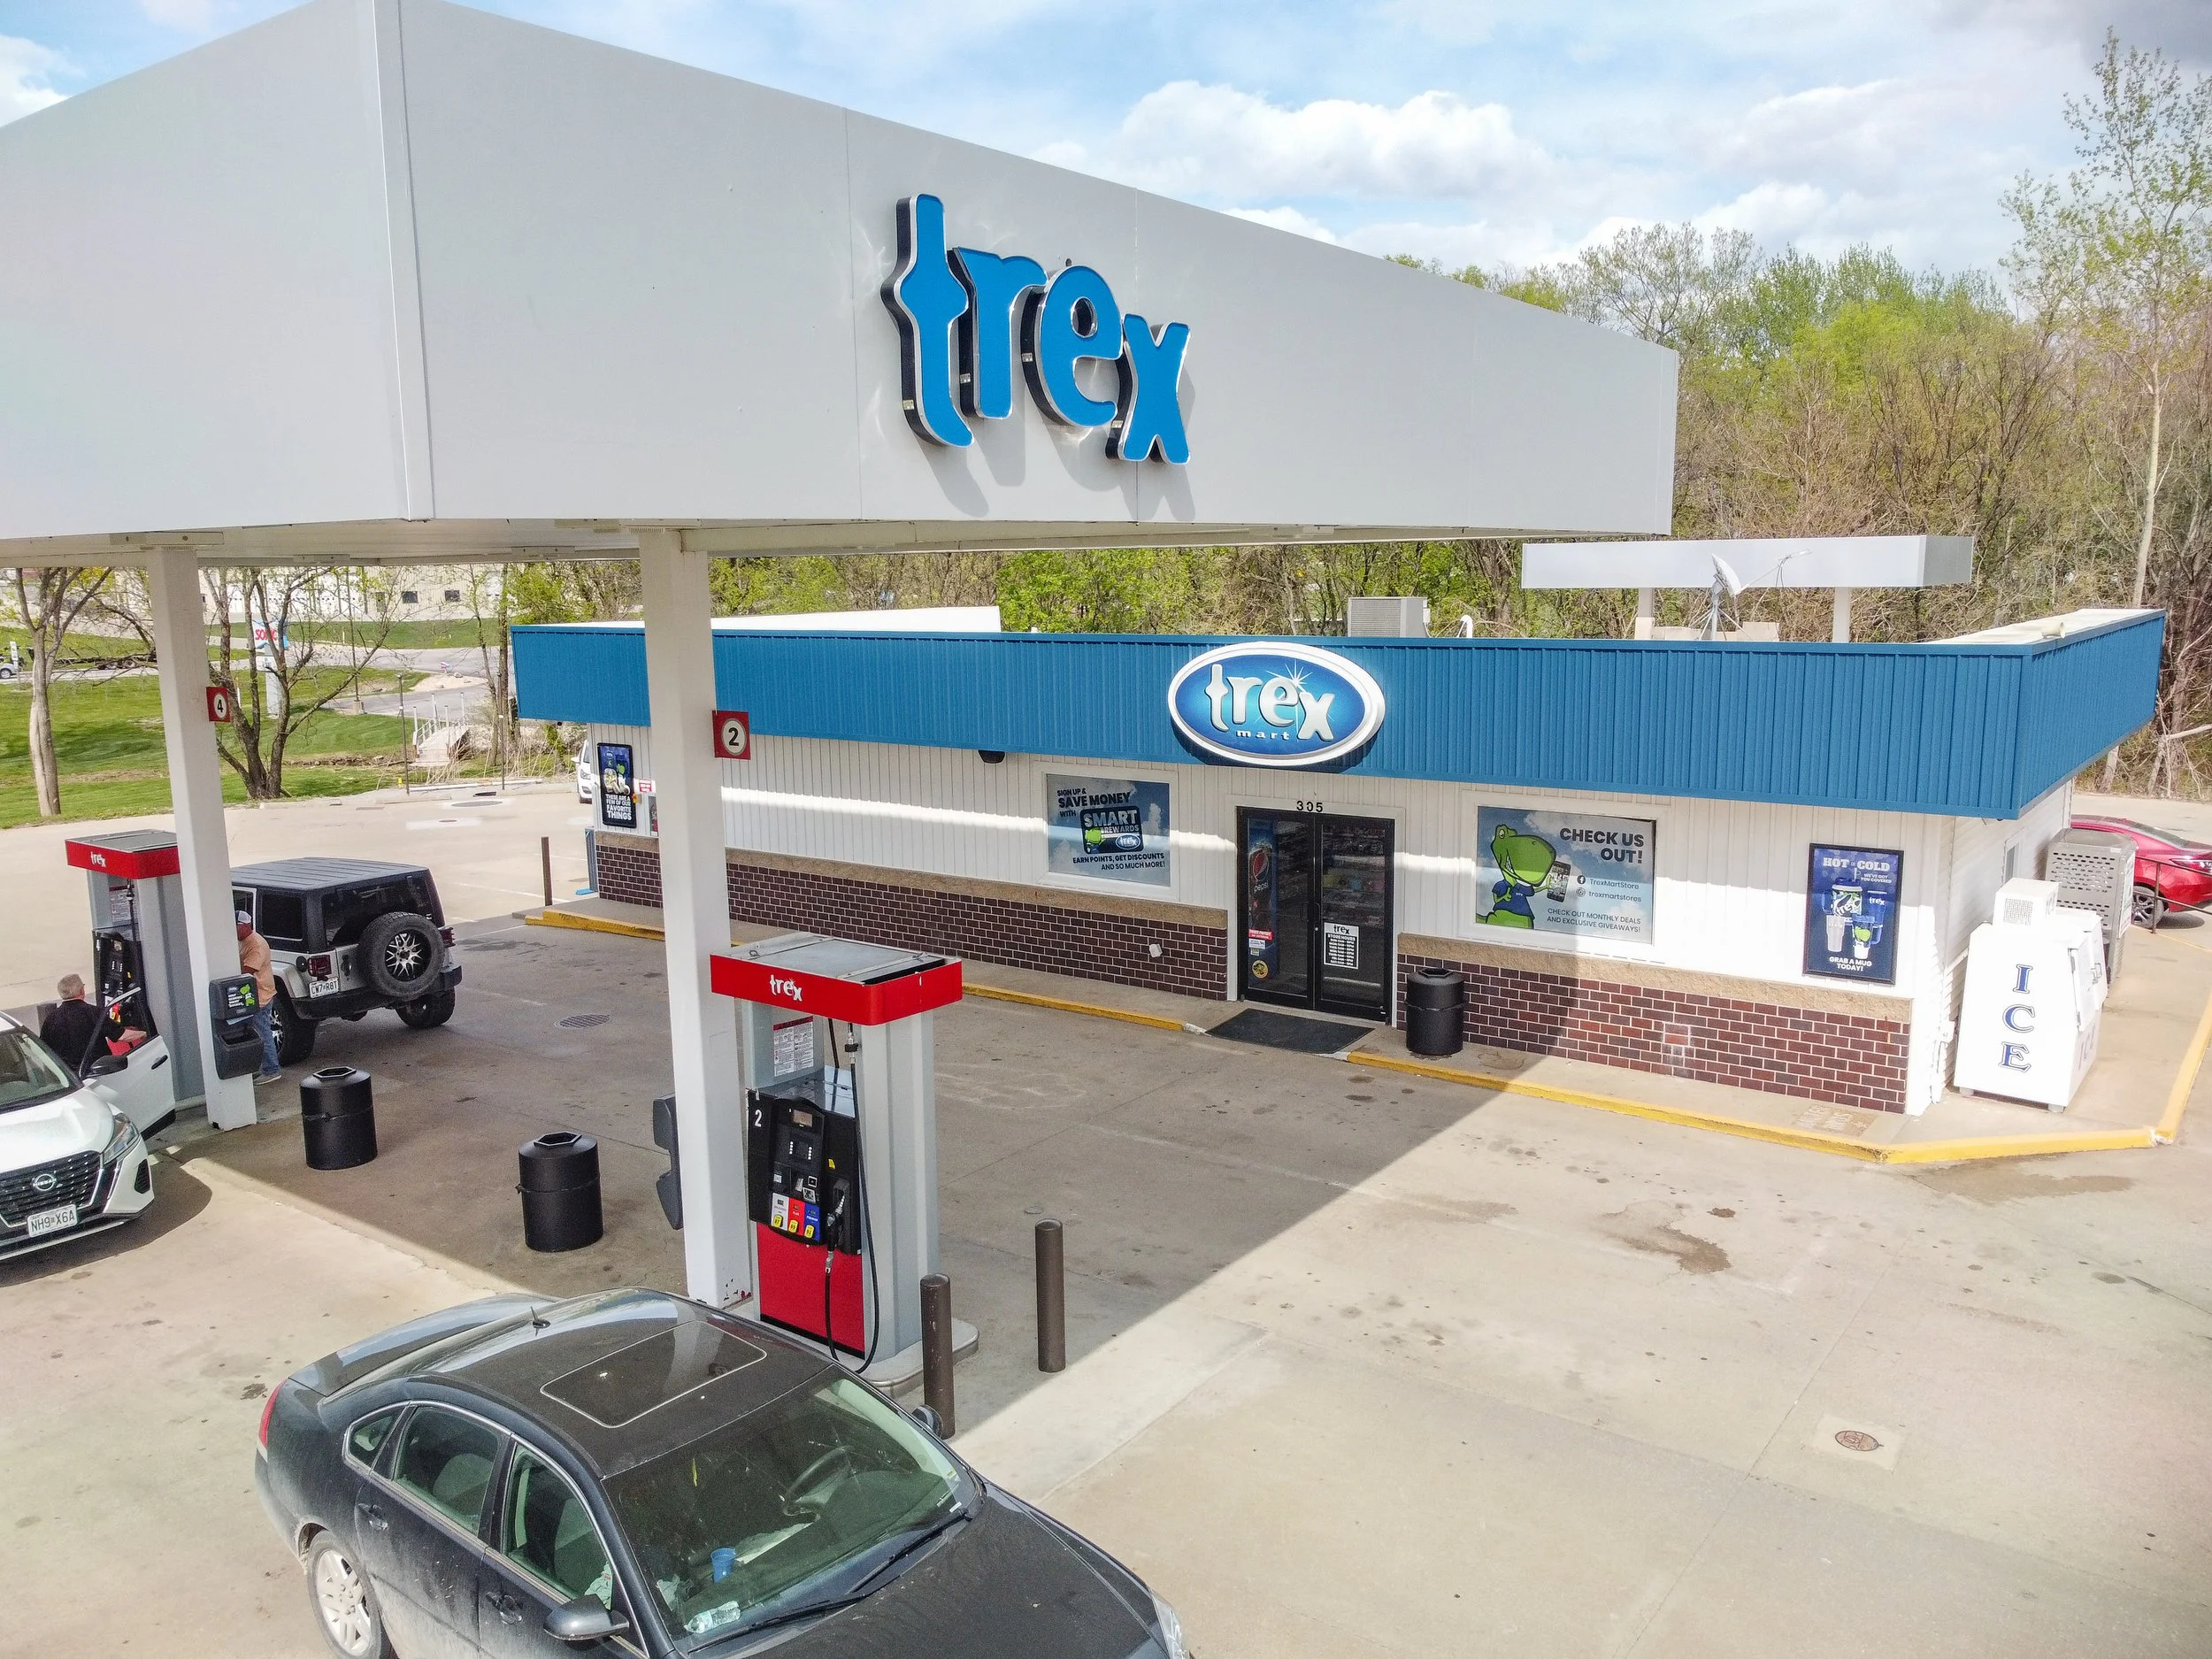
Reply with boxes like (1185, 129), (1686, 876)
(1804, 844), (1902, 983)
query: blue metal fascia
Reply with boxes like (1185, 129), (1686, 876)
(511, 625), (649, 726)
(509, 613), (2164, 818)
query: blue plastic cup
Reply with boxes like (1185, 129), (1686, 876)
(710, 1548), (737, 1584)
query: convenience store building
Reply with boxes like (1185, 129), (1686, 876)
(516, 608), (2161, 1118)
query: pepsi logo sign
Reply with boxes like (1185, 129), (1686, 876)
(1167, 642), (1386, 769)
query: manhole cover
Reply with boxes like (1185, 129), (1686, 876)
(1834, 1429), (1882, 1454)
(557, 1014), (611, 1030)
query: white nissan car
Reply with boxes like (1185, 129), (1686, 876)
(0, 1013), (155, 1262)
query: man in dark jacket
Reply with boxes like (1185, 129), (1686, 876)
(39, 973), (103, 1078)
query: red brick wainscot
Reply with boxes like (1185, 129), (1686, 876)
(1397, 939), (1912, 1113)
(591, 833), (1228, 1001)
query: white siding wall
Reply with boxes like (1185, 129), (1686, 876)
(1940, 784), (2075, 967)
(1913, 781), (2075, 1109)
(592, 725), (1970, 1022)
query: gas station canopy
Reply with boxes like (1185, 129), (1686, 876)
(1522, 535), (1976, 590)
(0, 0), (1678, 569)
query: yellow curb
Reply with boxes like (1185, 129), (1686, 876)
(526, 907), (666, 941)
(2156, 982), (2212, 1143)
(964, 982), (1195, 1033)
(1348, 1048), (2161, 1164)
(522, 914), (1200, 1034)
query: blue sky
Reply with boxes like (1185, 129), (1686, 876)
(2, 1), (2206, 276)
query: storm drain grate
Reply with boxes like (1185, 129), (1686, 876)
(557, 1014), (611, 1030)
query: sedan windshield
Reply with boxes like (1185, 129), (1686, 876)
(0, 1028), (78, 1114)
(606, 1376), (964, 1643)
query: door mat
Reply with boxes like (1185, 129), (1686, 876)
(1209, 1008), (1372, 1055)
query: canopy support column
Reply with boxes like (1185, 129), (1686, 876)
(639, 530), (751, 1309)
(1633, 587), (1655, 641)
(145, 549), (255, 1131)
(1832, 587), (1855, 643)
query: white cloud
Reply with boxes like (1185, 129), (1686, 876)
(1225, 204), (1341, 243)
(1090, 82), (1553, 203)
(1925, 0), (2212, 64)
(0, 35), (63, 125)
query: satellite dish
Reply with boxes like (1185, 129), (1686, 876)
(1701, 553), (1745, 641)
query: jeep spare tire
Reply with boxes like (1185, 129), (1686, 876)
(358, 911), (442, 1000)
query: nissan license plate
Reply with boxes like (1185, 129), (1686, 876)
(26, 1203), (77, 1240)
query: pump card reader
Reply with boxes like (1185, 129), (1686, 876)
(713, 932), (963, 1364)
(747, 1075), (861, 1255)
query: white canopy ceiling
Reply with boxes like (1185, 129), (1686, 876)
(0, 0), (1679, 567)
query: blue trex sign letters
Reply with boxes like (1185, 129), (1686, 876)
(1167, 642), (1386, 768)
(882, 194), (1192, 463)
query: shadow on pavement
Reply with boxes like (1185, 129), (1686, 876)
(0, 1156), (213, 1287)
(179, 915), (1497, 1428)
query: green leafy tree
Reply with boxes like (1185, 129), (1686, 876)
(2006, 32), (2212, 611)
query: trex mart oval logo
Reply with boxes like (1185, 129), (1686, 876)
(1167, 643), (1386, 769)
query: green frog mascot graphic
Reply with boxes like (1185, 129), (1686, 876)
(1478, 823), (1556, 929)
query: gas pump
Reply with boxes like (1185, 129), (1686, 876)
(709, 933), (964, 1374)
(61, 830), (259, 1128)
(60, 830), (207, 1134)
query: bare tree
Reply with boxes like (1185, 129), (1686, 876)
(201, 566), (396, 798)
(2006, 34), (2212, 610)
(8, 566), (111, 817)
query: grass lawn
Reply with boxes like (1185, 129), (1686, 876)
(0, 625), (150, 672)
(0, 673), (410, 829)
(293, 618), (499, 649)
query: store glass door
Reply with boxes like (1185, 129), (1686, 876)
(1238, 808), (1394, 1021)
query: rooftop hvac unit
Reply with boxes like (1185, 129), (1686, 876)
(1993, 877), (2063, 929)
(2044, 828), (2134, 980)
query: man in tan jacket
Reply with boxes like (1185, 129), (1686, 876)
(237, 910), (280, 1084)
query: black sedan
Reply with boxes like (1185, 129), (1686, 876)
(255, 1288), (1187, 1659)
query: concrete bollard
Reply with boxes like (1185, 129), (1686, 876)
(920, 1273), (955, 1436)
(1035, 1219), (1066, 1372)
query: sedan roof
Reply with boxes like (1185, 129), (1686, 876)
(411, 1290), (834, 1479)
(233, 856), (429, 891)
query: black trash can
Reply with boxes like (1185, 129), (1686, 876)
(301, 1066), (377, 1171)
(1405, 967), (1466, 1057)
(518, 1132), (603, 1252)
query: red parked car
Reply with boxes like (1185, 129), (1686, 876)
(2070, 816), (2212, 929)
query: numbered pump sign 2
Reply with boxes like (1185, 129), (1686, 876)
(712, 710), (751, 761)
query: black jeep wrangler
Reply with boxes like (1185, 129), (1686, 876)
(230, 858), (463, 1067)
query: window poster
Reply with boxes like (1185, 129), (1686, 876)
(1474, 805), (1655, 944)
(596, 741), (637, 831)
(1046, 774), (1171, 887)
(1804, 844), (1902, 984)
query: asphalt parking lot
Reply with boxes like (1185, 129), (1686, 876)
(5, 914), (2211, 1656)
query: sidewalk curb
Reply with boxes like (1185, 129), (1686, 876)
(1347, 1048), (2162, 1164)
(525, 906), (666, 941)
(2154, 982), (2212, 1143)
(518, 900), (2206, 1164)
(963, 982), (1201, 1034)
(526, 905), (1218, 1034)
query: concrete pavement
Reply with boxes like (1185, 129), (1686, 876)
(6, 917), (2206, 1655)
